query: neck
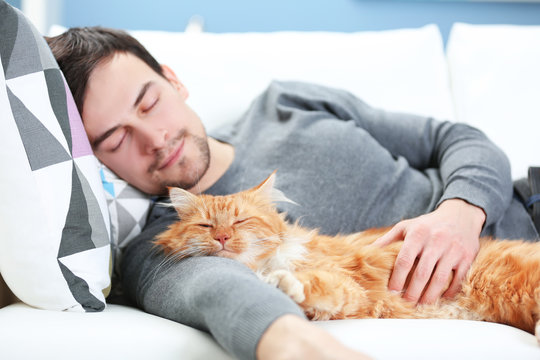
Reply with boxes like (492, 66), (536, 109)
(187, 137), (234, 194)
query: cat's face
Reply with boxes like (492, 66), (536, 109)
(155, 172), (292, 266)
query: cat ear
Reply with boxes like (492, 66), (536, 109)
(168, 187), (199, 214)
(253, 171), (298, 206)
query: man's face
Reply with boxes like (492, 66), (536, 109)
(82, 52), (210, 194)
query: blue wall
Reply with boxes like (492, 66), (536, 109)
(61, 0), (540, 43)
(9, 0), (540, 43)
(5, 0), (21, 8)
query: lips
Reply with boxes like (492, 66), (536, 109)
(158, 138), (185, 170)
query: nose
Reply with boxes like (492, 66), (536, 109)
(137, 122), (168, 154)
(214, 233), (230, 245)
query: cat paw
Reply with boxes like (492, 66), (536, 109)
(536, 320), (540, 345)
(265, 269), (305, 303)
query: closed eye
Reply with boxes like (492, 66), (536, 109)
(141, 97), (159, 114)
(198, 223), (212, 228)
(103, 128), (128, 152)
(111, 129), (128, 151)
(234, 218), (251, 225)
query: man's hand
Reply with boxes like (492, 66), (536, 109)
(257, 314), (372, 360)
(373, 199), (485, 304)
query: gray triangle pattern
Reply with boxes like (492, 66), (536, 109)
(28, 18), (58, 71)
(117, 184), (148, 199)
(115, 201), (138, 244)
(139, 207), (150, 228)
(59, 163), (95, 258)
(0, 1), (18, 76)
(7, 86), (72, 171)
(4, 7), (42, 80)
(44, 68), (72, 152)
(74, 163), (110, 248)
(58, 260), (105, 312)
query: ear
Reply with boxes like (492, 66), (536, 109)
(168, 186), (198, 214)
(161, 64), (189, 100)
(252, 171), (297, 205)
(253, 170), (277, 195)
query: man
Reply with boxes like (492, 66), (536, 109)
(47, 27), (538, 360)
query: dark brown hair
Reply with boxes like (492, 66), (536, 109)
(46, 26), (164, 115)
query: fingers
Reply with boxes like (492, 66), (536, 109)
(418, 254), (455, 304)
(442, 260), (470, 299)
(412, 247), (473, 304)
(376, 216), (477, 305)
(402, 247), (441, 303)
(391, 228), (460, 304)
(372, 222), (405, 247)
(387, 235), (423, 293)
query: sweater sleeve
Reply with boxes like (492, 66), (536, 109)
(268, 81), (513, 228)
(120, 203), (306, 360)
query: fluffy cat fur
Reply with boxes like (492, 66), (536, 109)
(155, 172), (540, 339)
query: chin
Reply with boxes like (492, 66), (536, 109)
(216, 250), (237, 259)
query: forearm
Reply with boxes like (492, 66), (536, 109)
(270, 82), (513, 226)
(433, 122), (512, 227)
(120, 204), (306, 360)
(257, 314), (372, 360)
(129, 254), (305, 360)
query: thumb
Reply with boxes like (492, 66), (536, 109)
(372, 222), (405, 247)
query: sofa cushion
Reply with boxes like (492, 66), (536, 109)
(447, 23), (540, 179)
(0, 1), (111, 312)
(0, 303), (538, 359)
(129, 24), (455, 132)
(0, 303), (234, 360)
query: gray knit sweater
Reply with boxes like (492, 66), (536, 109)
(121, 81), (537, 360)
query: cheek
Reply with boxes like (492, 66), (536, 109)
(100, 154), (162, 194)
(187, 231), (221, 250)
(231, 226), (271, 253)
(101, 155), (139, 180)
(154, 97), (187, 127)
(224, 228), (248, 250)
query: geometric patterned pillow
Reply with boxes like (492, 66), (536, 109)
(99, 163), (152, 280)
(0, 1), (111, 312)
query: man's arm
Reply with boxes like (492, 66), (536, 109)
(269, 81), (512, 303)
(270, 80), (512, 227)
(258, 314), (372, 360)
(120, 204), (371, 360)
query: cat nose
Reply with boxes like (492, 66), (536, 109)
(214, 233), (230, 245)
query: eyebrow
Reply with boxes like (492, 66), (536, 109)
(92, 125), (121, 150)
(133, 81), (153, 109)
(92, 81), (153, 150)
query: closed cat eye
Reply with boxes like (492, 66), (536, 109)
(234, 218), (251, 225)
(197, 224), (212, 228)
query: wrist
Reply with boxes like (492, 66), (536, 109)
(438, 198), (486, 232)
(256, 314), (370, 360)
(257, 314), (306, 360)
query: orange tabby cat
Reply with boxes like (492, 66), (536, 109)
(155, 172), (540, 339)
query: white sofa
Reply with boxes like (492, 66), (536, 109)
(2, 23), (540, 359)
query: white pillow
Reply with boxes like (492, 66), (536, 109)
(0, 3), (111, 312)
(447, 23), (540, 179)
(130, 25), (455, 131)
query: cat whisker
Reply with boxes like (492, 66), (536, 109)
(150, 253), (179, 283)
(151, 242), (217, 283)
